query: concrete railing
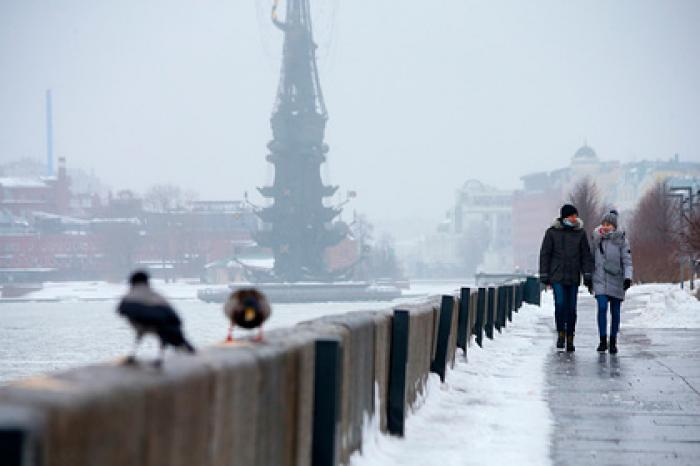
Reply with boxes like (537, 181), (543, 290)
(0, 278), (541, 466)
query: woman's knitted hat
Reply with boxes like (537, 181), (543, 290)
(601, 209), (619, 228)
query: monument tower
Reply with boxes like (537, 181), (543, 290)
(256, 0), (345, 282)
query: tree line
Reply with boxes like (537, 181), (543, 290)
(569, 177), (699, 284)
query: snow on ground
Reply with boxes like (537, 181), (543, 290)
(625, 283), (700, 329)
(14, 280), (203, 301)
(350, 296), (555, 466)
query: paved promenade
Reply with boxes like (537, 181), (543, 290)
(546, 292), (700, 466)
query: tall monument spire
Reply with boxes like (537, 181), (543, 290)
(256, 0), (344, 282)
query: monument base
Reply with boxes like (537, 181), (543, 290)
(197, 282), (402, 304)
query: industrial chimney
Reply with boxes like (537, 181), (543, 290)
(46, 89), (54, 177)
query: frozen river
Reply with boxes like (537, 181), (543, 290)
(0, 280), (467, 385)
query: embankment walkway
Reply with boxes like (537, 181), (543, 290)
(546, 292), (700, 466)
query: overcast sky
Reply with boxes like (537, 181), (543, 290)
(1, 0), (699, 236)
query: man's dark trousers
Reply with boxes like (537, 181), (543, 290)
(552, 282), (578, 336)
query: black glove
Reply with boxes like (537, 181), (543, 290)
(540, 277), (551, 286)
(583, 277), (593, 289)
(623, 279), (631, 290)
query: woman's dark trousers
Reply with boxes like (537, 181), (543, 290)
(596, 294), (622, 337)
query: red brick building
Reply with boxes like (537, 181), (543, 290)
(0, 157), (70, 216)
(511, 189), (562, 272)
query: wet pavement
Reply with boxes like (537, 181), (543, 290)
(546, 292), (700, 465)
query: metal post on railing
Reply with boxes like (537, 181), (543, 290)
(515, 281), (522, 311)
(524, 276), (541, 305)
(0, 429), (24, 466)
(486, 287), (495, 340)
(431, 295), (454, 382)
(470, 292), (477, 343)
(500, 286), (508, 328)
(387, 309), (410, 436)
(475, 288), (486, 347)
(508, 285), (514, 322)
(457, 287), (471, 356)
(493, 286), (504, 333)
(312, 338), (342, 466)
(0, 407), (42, 466)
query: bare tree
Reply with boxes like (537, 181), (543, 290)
(370, 234), (403, 280)
(675, 199), (700, 258)
(680, 204), (700, 289)
(143, 184), (183, 212)
(685, 207), (700, 256)
(628, 181), (681, 283)
(96, 219), (141, 280)
(568, 177), (605, 237)
(457, 222), (490, 276)
(348, 213), (374, 280)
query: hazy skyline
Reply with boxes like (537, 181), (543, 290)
(1, 0), (699, 236)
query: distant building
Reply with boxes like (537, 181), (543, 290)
(512, 189), (560, 274)
(406, 180), (513, 277)
(0, 161), (364, 283)
(411, 230), (464, 278)
(0, 157), (70, 216)
(0, 184), (263, 282)
(406, 144), (700, 277)
(454, 180), (513, 272)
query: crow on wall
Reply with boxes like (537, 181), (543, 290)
(117, 270), (195, 366)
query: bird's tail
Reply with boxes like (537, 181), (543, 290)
(161, 328), (196, 354)
(181, 338), (196, 354)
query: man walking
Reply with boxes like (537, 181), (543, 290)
(539, 204), (594, 352)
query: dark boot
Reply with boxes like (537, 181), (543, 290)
(609, 336), (618, 354)
(596, 336), (608, 352)
(566, 335), (575, 352)
(556, 331), (565, 349)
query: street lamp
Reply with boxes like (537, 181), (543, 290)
(667, 185), (700, 290)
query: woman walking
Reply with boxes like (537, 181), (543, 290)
(591, 210), (633, 354)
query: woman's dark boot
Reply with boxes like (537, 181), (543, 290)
(556, 331), (565, 349)
(597, 337), (608, 352)
(566, 335), (575, 352)
(609, 337), (618, 354)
